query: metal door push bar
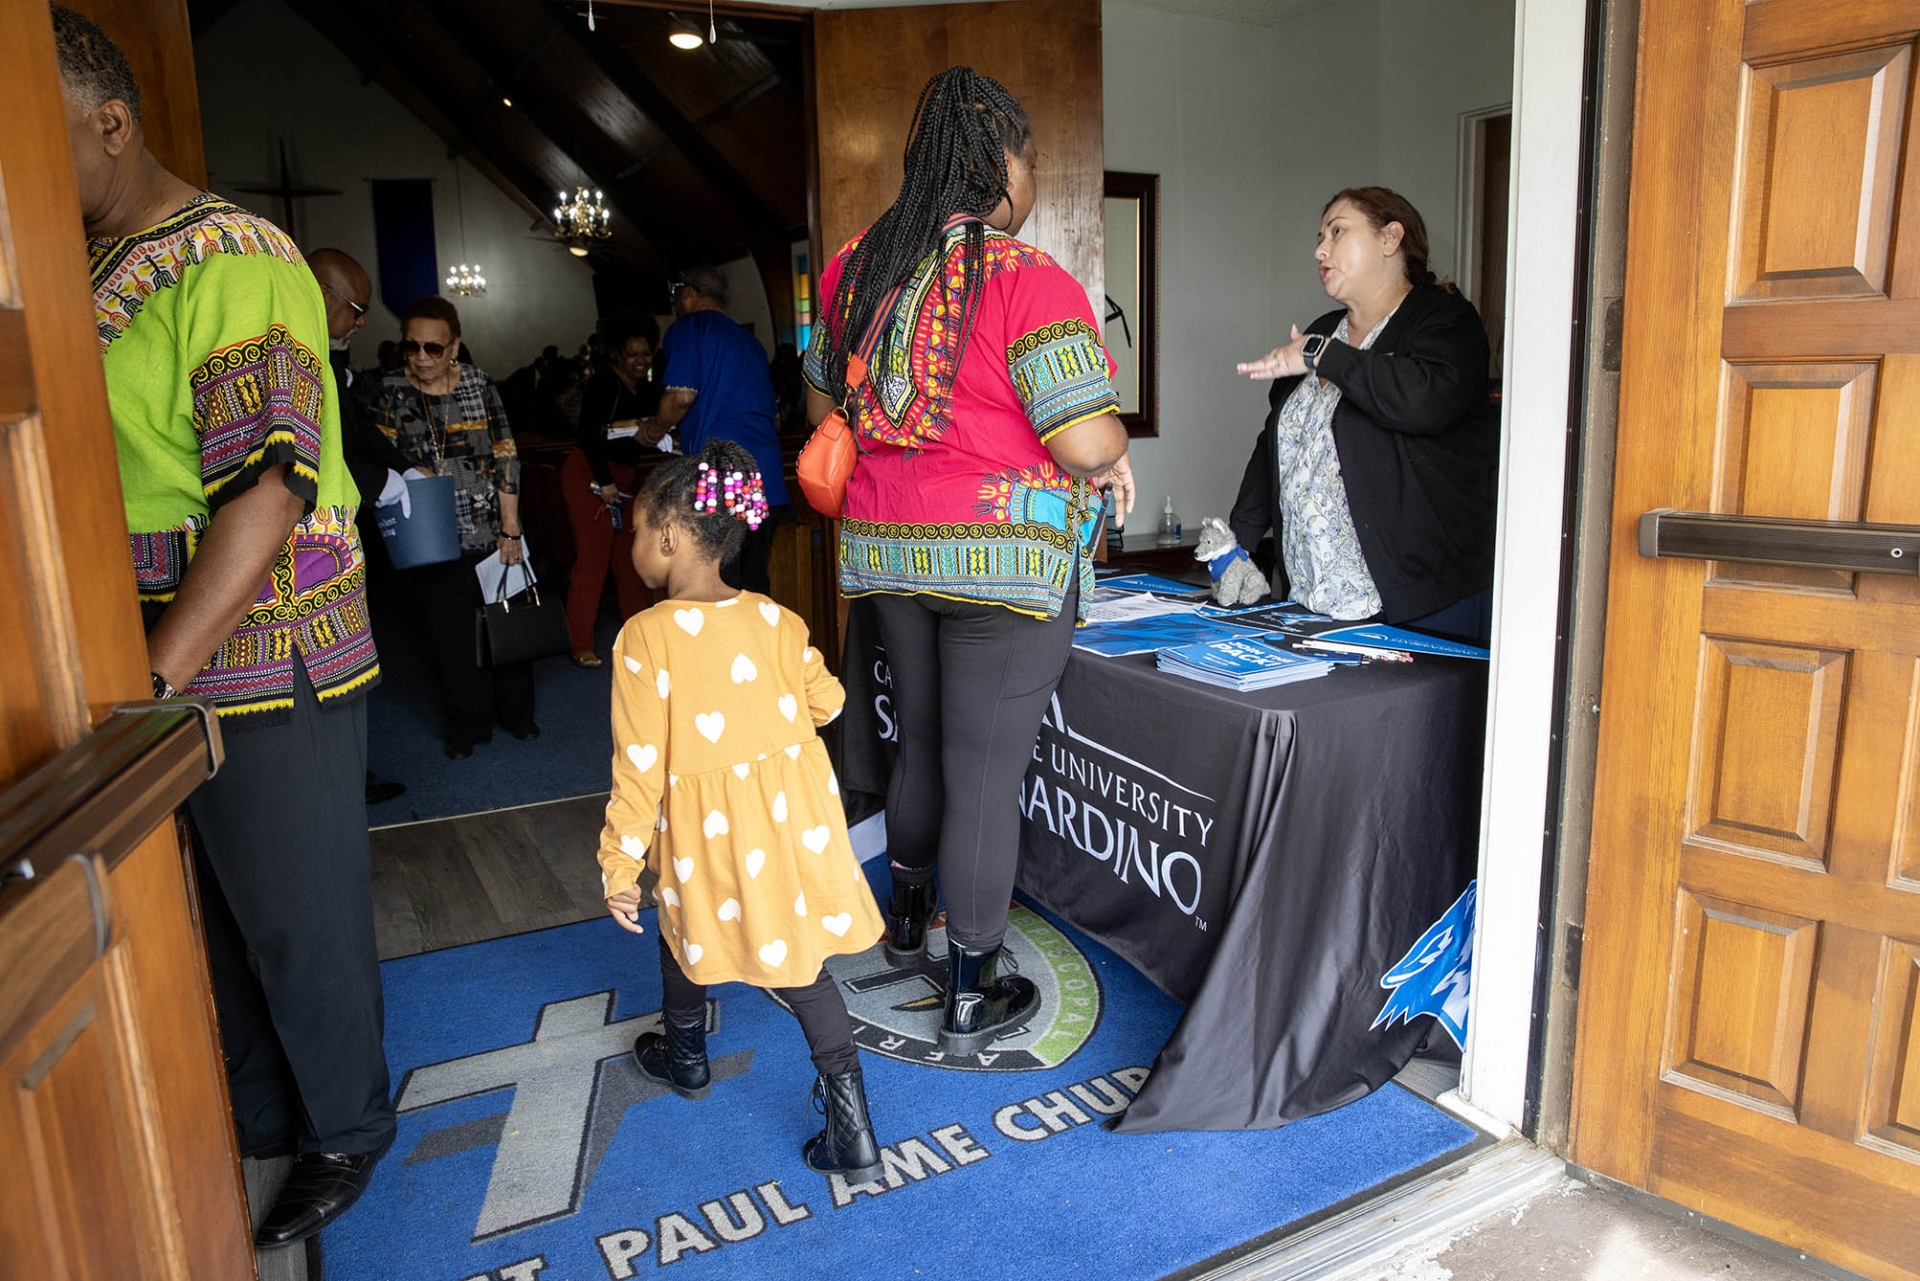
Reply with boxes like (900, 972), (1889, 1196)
(1638, 510), (1920, 576)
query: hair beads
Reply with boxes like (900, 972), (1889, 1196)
(694, 461), (769, 530)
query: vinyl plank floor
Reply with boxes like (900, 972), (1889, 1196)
(369, 795), (615, 960)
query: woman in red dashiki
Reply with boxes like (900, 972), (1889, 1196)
(803, 67), (1135, 1058)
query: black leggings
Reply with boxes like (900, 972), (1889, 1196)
(657, 934), (858, 1076)
(871, 583), (1078, 951)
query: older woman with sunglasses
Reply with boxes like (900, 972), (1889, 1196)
(368, 295), (537, 758)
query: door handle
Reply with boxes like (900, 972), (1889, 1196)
(1638, 510), (1920, 576)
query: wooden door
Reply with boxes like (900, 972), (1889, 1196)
(1574, 2), (1920, 1277)
(0, 4), (251, 1279)
(812, 0), (1104, 307)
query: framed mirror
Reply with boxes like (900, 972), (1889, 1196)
(1103, 171), (1159, 438)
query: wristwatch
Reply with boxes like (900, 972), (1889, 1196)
(151, 672), (179, 699)
(1301, 333), (1329, 372)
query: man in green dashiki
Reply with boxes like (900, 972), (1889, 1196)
(56, 6), (392, 1248)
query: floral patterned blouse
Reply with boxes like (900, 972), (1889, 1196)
(368, 364), (520, 552)
(1272, 309), (1397, 619)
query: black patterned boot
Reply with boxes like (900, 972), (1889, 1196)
(803, 1066), (882, 1180)
(939, 941), (1038, 1055)
(633, 1011), (711, 1100)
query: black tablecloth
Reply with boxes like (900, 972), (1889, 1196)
(835, 598), (1486, 1133)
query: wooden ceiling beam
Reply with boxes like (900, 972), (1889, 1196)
(407, 0), (725, 262)
(281, 0), (661, 268)
(543, 0), (796, 244)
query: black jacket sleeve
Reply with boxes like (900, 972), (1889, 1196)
(576, 374), (619, 487)
(1229, 421), (1275, 551)
(1310, 294), (1490, 436)
(337, 373), (413, 507)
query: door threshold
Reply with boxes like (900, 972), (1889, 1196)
(1192, 1133), (1565, 1281)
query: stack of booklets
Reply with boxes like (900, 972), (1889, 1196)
(1156, 635), (1336, 691)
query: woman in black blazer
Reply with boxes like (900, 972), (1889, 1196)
(1233, 187), (1500, 641)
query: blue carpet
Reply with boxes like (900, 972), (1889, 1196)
(322, 859), (1478, 1281)
(364, 595), (620, 826)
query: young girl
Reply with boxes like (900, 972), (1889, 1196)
(597, 438), (887, 1180)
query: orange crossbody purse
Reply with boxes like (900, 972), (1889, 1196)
(795, 350), (868, 518)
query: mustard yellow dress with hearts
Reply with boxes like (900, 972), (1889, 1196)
(596, 592), (885, 987)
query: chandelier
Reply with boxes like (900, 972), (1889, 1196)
(444, 161), (486, 297)
(554, 186), (612, 256)
(445, 262), (487, 296)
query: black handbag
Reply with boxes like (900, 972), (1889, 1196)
(474, 563), (571, 668)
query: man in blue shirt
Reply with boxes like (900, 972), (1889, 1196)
(656, 265), (789, 592)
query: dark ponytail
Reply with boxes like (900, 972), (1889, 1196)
(639, 438), (762, 562)
(1323, 186), (1455, 293)
(822, 67), (1031, 402)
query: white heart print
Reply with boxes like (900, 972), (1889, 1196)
(821, 913), (853, 937)
(623, 655), (642, 674)
(619, 834), (646, 860)
(801, 826), (831, 853)
(717, 898), (741, 922)
(731, 653), (757, 683)
(627, 743), (657, 773)
(745, 848), (766, 878)
(684, 942), (703, 966)
(702, 810), (729, 838)
(828, 771), (839, 796)
(772, 791), (788, 822)
(660, 885), (680, 907)
(778, 694), (798, 722)
(674, 608), (704, 636)
(695, 711), (726, 742)
(785, 744), (802, 760)
(758, 939), (788, 967)
(759, 602), (781, 626)
(793, 892), (807, 915)
(803, 647), (818, 663)
(656, 669), (671, 698)
(673, 856), (695, 883)
(733, 763), (751, 779)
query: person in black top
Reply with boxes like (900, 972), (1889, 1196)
(1233, 187), (1499, 641)
(562, 312), (663, 665)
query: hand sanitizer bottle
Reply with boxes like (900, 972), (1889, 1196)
(1157, 495), (1182, 547)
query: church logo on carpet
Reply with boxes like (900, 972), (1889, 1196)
(798, 905), (1101, 1072)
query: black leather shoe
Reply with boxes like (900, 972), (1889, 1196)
(634, 1013), (711, 1100)
(939, 941), (1038, 1056)
(254, 1149), (383, 1248)
(511, 723), (541, 742)
(803, 1066), (881, 1180)
(882, 876), (939, 967)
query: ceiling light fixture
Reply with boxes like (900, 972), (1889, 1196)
(444, 161), (486, 297)
(669, 28), (703, 49)
(553, 185), (612, 256)
(501, 96), (513, 106)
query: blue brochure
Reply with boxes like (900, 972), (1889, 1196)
(1155, 635), (1336, 690)
(1095, 572), (1212, 599)
(1072, 614), (1245, 657)
(1315, 624), (1491, 660)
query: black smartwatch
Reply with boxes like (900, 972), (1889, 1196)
(1301, 333), (1329, 372)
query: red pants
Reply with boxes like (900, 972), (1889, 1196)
(561, 450), (650, 654)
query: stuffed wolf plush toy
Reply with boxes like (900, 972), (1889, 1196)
(1195, 517), (1267, 607)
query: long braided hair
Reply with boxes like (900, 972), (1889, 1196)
(822, 67), (1031, 402)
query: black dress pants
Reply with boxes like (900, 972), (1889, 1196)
(657, 934), (858, 1076)
(414, 551), (536, 747)
(186, 663), (395, 1156)
(870, 582), (1078, 952)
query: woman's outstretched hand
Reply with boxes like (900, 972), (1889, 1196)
(1092, 451), (1136, 528)
(1237, 325), (1312, 380)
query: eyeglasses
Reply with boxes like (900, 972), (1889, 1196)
(321, 282), (369, 318)
(401, 339), (449, 357)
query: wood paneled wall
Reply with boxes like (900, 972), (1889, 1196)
(63, 0), (207, 186)
(812, 0), (1105, 311)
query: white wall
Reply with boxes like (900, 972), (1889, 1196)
(193, 0), (601, 376)
(1103, 0), (1514, 535)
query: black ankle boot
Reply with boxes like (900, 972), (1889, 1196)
(883, 877), (939, 966)
(803, 1066), (882, 1180)
(633, 1012), (711, 1100)
(939, 942), (1038, 1055)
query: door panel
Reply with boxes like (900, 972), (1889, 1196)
(0, 3), (249, 1279)
(1575, 0), (1920, 1275)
